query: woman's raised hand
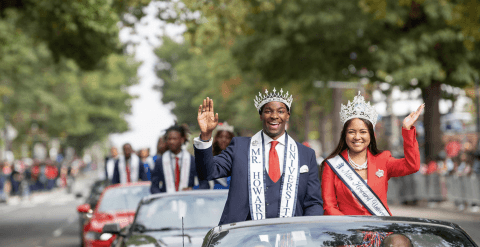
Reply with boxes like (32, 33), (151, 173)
(403, 103), (425, 130)
(197, 97), (219, 140)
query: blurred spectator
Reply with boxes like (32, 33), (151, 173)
(0, 162), (8, 202)
(45, 160), (58, 190)
(112, 143), (145, 184)
(105, 147), (119, 182)
(153, 136), (167, 162)
(30, 160), (43, 191)
(210, 122), (235, 189)
(140, 148), (155, 181)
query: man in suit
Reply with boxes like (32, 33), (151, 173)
(194, 88), (324, 225)
(105, 147), (119, 182)
(112, 143), (146, 184)
(150, 124), (209, 193)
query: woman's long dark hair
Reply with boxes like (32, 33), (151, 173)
(320, 118), (383, 175)
(212, 130), (235, 156)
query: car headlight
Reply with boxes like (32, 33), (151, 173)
(99, 233), (113, 241)
(84, 231), (114, 241)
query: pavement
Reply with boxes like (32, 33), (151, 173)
(0, 171), (98, 247)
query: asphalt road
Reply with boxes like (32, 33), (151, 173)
(0, 174), (479, 247)
(0, 172), (95, 247)
(0, 195), (81, 246)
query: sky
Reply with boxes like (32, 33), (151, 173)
(109, 2), (184, 153)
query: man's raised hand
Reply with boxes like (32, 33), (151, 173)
(197, 97), (219, 140)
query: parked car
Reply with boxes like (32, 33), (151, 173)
(103, 190), (228, 247)
(201, 216), (478, 247)
(77, 179), (112, 246)
(77, 181), (151, 247)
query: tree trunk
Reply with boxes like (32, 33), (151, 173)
(318, 109), (326, 157)
(421, 81), (442, 162)
(331, 88), (343, 145)
(304, 101), (312, 142)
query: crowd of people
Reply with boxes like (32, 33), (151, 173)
(103, 122), (236, 192)
(0, 153), (86, 202)
(388, 140), (480, 212)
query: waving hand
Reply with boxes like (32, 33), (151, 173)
(403, 103), (425, 130)
(197, 97), (219, 140)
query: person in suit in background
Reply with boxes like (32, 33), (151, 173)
(112, 143), (146, 184)
(150, 124), (209, 193)
(194, 88), (324, 225)
(105, 147), (119, 182)
(153, 136), (168, 163)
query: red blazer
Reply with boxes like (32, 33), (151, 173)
(321, 127), (420, 216)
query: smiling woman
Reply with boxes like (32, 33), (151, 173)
(321, 92), (423, 216)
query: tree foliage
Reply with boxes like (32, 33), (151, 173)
(361, 0), (480, 159)
(154, 0), (480, 156)
(0, 1), (147, 155)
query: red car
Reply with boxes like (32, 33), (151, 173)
(77, 182), (151, 247)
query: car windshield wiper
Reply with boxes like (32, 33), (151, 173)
(183, 226), (212, 230)
(160, 234), (192, 244)
(142, 227), (181, 232)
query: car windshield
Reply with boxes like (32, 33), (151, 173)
(134, 194), (227, 231)
(97, 185), (150, 213)
(206, 221), (475, 247)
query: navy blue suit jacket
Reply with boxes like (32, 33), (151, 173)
(111, 158), (146, 184)
(195, 136), (324, 225)
(150, 154), (209, 193)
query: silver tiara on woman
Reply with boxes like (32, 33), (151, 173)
(340, 91), (378, 127)
(216, 122), (234, 133)
(254, 88), (293, 111)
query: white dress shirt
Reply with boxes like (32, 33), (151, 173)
(193, 131), (286, 174)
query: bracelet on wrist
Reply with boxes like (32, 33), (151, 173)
(199, 135), (211, 142)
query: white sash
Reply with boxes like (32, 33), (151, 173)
(118, 154), (140, 183)
(162, 150), (191, 193)
(325, 155), (391, 216)
(249, 131), (299, 220)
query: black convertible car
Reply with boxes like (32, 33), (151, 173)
(103, 190), (228, 247)
(201, 216), (478, 247)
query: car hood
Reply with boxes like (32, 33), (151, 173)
(125, 228), (209, 247)
(89, 211), (136, 232)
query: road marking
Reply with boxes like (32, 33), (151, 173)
(67, 215), (76, 223)
(52, 228), (63, 237)
(52, 214), (78, 238)
(0, 207), (19, 215)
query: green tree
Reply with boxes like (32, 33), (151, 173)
(1, 0), (150, 70)
(0, 1), (144, 155)
(361, 0), (480, 160)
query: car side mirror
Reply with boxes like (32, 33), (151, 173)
(102, 223), (121, 235)
(77, 203), (91, 213)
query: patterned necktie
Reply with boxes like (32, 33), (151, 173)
(269, 141), (280, 183)
(175, 157), (180, 191)
(126, 161), (131, 183)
